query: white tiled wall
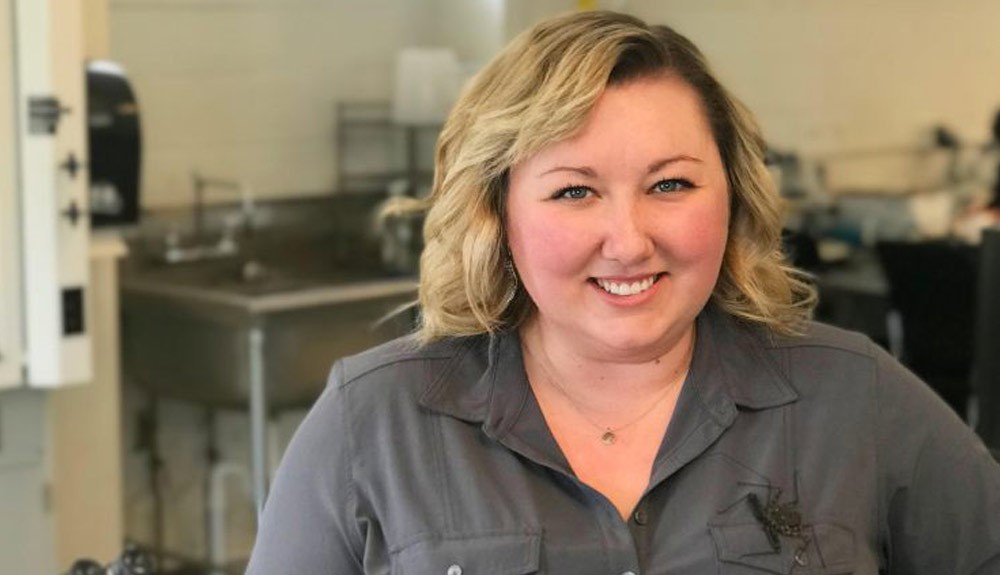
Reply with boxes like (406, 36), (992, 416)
(110, 0), (456, 207)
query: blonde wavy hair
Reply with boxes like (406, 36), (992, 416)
(390, 10), (816, 343)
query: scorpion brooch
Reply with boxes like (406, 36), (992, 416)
(746, 487), (812, 565)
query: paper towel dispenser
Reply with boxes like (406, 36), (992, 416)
(86, 60), (141, 227)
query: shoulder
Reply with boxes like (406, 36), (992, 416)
(333, 334), (468, 387)
(751, 319), (918, 410)
(757, 319), (967, 452)
(702, 304), (880, 370)
(325, 333), (491, 408)
(767, 320), (877, 358)
(763, 320), (892, 386)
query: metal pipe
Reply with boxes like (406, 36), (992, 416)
(203, 408), (218, 574)
(248, 325), (268, 521)
(148, 396), (165, 571)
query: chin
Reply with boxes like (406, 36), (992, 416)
(584, 324), (676, 359)
(589, 305), (700, 353)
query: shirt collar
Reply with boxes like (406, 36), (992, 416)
(693, 303), (798, 411)
(417, 304), (798, 429)
(417, 330), (533, 436)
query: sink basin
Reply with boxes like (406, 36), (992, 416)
(120, 237), (418, 409)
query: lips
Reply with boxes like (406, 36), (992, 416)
(593, 273), (662, 296)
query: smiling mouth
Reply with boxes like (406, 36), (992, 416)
(592, 274), (662, 296)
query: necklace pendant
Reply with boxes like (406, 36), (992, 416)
(601, 430), (616, 445)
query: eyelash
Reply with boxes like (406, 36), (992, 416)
(554, 186), (591, 200)
(552, 178), (694, 200)
(652, 178), (695, 193)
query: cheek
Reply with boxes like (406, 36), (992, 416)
(506, 210), (589, 285)
(666, 197), (730, 269)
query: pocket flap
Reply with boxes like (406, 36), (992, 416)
(393, 533), (541, 575)
(711, 522), (794, 574)
(710, 521), (855, 574)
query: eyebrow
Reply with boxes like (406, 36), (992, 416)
(647, 155), (703, 172)
(539, 155), (703, 177)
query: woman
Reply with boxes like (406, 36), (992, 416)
(247, 11), (1000, 574)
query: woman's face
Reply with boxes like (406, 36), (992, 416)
(506, 74), (730, 361)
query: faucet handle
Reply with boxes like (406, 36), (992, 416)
(219, 214), (243, 250)
(164, 228), (181, 248)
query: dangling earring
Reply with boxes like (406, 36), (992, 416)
(501, 255), (518, 309)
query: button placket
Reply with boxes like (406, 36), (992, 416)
(632, 508), (647, 526)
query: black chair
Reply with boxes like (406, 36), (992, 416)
(875, 240), (980, 416)
(974, 229), (1000, 449)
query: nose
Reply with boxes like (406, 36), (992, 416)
(600, 195), (655, 265)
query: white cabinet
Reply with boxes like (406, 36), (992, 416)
(1, 0), (92, 388)
(0, 0), (23, 390)
(0, 2), (124, 571)
(0, 390), (56, 574)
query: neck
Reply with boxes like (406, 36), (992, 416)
(519, 318), (696, 414)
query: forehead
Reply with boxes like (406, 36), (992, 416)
(518, 74), (719, 172)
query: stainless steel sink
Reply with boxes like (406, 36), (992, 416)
(120, 239), (418, 410)
(120, 198), (422, 517)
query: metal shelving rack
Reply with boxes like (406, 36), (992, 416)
(335, 100), (438, 195)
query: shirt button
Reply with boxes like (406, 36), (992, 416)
(622, 571), (637, 575)
(446, 565), (462, 575)
(633, 509), (647, 525)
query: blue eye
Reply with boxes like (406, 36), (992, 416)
(554, 186), (592, 200)
(653, 179), (693, 193)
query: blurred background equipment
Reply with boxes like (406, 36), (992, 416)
(64, 542), (154, 575)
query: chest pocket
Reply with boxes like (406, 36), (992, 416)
(391, 533), (541, 575)
(710, 521), (856, 574)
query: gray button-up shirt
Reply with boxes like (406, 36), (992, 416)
(247, 305), (1000, 574)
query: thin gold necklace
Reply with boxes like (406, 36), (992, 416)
(524, 338), (693, 446)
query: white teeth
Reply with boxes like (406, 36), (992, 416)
(596, 275), (657, 296)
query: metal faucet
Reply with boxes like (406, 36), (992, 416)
(162, 172), (256, 264)
(192, 172), (255, 242)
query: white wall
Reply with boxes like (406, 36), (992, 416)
(507, 0), (1000, 150)
(109, 0), (438, 208)
(112, 0), (1000, 203)
(428, 0), (505, 68)
(507, 0), (1000, 192)
(627, 0), (1000, 154)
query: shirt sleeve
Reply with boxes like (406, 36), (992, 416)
(245, 361), (365, 574)
(873, 342), (1000, 574)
